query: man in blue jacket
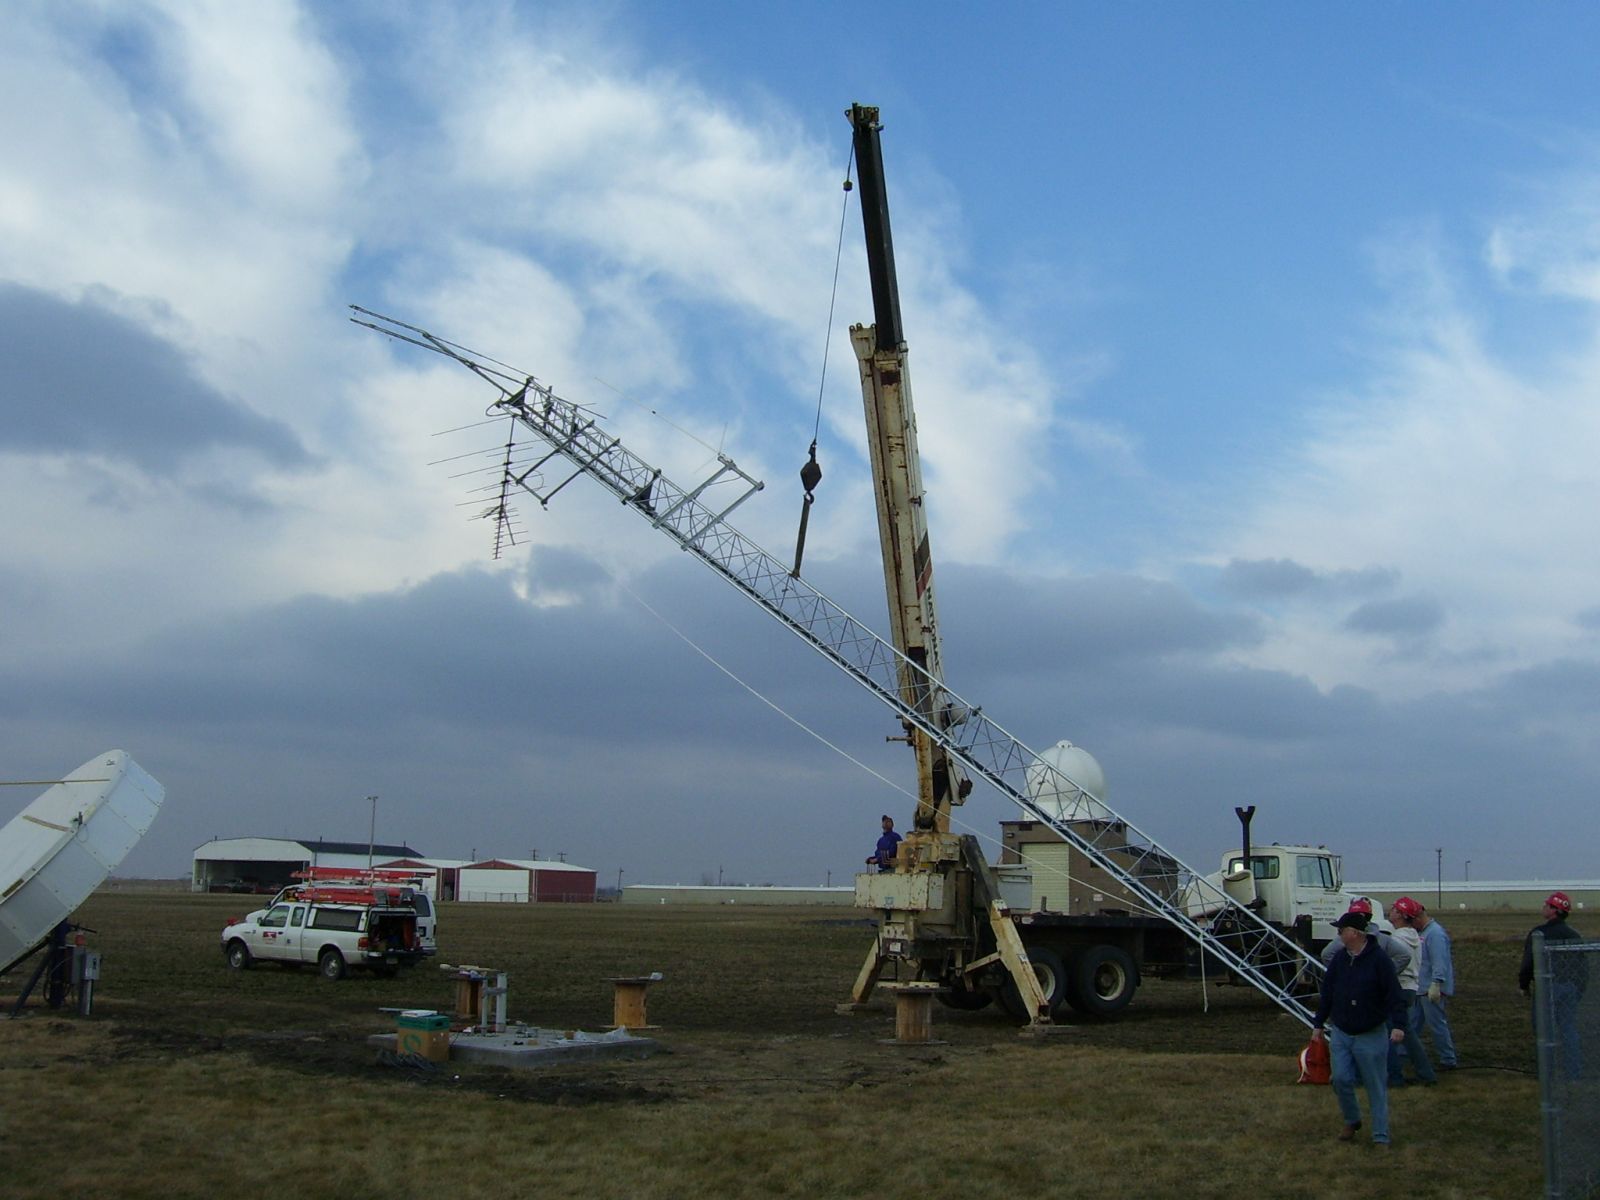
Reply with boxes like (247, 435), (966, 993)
(867, 815), (902, 873)
(1312, 911), (1408, 1146)
(1407, 897), (1458, 1069)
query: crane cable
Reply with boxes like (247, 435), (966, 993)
(791, 143), (857, 579)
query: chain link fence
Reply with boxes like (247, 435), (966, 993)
(1535, 932), (1600, 1199)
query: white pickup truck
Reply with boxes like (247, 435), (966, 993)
(221, 888), (432, 980)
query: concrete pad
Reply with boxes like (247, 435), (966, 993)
(368, 1023), (659, 1068)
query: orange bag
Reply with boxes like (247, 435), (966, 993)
(1297, 1033), (1330, 1084)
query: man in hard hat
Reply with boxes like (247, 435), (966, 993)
(1400, 897), (1458, 1070)
(1312, 910), (1408, 1146)
(1520, 891), (1586, 1080)
(1386, 896), (1439, 1086)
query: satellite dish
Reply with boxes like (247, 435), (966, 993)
(0, 750), (164, 974)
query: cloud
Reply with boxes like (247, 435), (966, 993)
(2, 548), (1593, 884)
(1342, 596), (1445, 638)
(1216, 218), (1600, 698)
(1216, 558), (1399, 601)
(0, 283), (312, 474)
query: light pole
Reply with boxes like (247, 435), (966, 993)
(1465, 860), (1472, 882)
(366, 795), (379, 871)
(1435, 847), (1443, 909)
(616, 868), (624, 897)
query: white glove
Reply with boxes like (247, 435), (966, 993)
(1427, 981), (1442, 1003)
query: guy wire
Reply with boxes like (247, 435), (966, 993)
(608, 567), (1158, 916)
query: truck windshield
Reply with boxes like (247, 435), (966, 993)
(1228, 856), (1280, 880)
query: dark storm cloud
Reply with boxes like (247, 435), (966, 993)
(3, 549), (1596, 885)
(1342, 596), (1444, 637)
(937, 565), (1263, 675)
(1217, 557), (1399, 601)
(0, 283), (312, 472)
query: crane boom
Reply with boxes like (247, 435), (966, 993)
(847, 103), (968, 838)
(352, 305), (1320, 1027)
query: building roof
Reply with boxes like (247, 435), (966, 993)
(194, 836), (422, 858)
(463, 858), (596, 873)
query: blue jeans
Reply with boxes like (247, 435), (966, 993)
(1416, 993), (1457, 1067)
(1388, 991), (1438, 1083)
(1330, 1026), (1392, 1143)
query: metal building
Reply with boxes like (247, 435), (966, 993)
(453, 858), (597, 903)
(191, 837), (424, 894)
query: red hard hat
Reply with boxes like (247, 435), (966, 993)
(1348, 897), (1374, 915)
(1547, 891), (1573, 914)
(1392, 896), (1423, 919)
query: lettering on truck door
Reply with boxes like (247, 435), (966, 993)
(255, 904), (293, 961)
(1295, 854), (1341, 926)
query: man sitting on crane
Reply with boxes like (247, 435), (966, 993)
(867, 815), (902, 873)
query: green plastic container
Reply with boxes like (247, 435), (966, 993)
(396, 1010), (450, 1032)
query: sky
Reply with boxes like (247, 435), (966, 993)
(3, 2), (1599, 889)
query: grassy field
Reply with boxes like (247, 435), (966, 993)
(0, 895), (1550, 1199)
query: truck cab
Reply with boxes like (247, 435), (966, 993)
(1214, 845), (1349, 941)
(221, 887), (432, 980)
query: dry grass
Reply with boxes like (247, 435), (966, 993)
(0, 895), (1550, 1199)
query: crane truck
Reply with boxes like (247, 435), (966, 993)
(838, 104), (1349, 1021)
(353, 101), (1342, 1029)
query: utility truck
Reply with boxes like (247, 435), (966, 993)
(353, 101), (1329, 1029)
(266, 866), (439, 956)
(221, 878), (432, 981)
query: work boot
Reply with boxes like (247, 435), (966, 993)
(1338, 1122), (1361, 1142)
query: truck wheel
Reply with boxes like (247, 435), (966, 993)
(317, 948), (347, 981)
(937, 985), (993, 1011)
(999, 946), (1069, 1020)
(225, 940), (252, 971)
(1068, 944), (1138, 1017)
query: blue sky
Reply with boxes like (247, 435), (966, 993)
(3, 2), (1599, 889)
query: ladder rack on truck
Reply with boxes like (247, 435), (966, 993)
(352, 308), (1321, 1027)
(287, 884), (418, 907)
(294, 867), (427, 884)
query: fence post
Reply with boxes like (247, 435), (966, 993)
(1534, 932), (1561, 1199)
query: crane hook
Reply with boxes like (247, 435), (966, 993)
(790, 442), (823, 578)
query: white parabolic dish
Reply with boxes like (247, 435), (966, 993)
(0, 750), (164, 975)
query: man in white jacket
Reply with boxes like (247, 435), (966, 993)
(1386, 898), (1439, 1085)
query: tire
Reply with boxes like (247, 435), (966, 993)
(317, 947), (347, 982)
(1067, 944), (1138, 1017)
(937, 984), (993, 1011)
(225, 940), (252, 971)
(999, 946), (1069, 1020)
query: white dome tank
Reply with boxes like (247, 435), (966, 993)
(1025, 740), (1111, 822)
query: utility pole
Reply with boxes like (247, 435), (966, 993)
(1435, 847), (1443, 909)
(1465, 859), (1472, 883)
(366, 796), (379, 871)
(616, 867), (623, 896)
